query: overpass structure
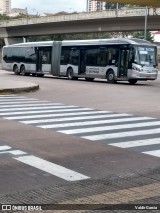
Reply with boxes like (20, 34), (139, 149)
(100, 0), (160, 7)
(0, 8), (160, 45)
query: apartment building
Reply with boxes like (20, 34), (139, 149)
(0, 0), (11, 14)
(87, 0), (105, 12)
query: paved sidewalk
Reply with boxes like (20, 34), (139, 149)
(0, 71), (39, 94)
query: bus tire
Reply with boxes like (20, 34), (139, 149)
(13, 65), (20, 75)
(20, 65), (26, 76)
(128, 79), (137, 85)
(85, 78), (94, 81)
(67, 68), (74, 80)
(106, 70), (116, 83)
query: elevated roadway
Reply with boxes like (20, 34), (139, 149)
(0, 8), (160, 39)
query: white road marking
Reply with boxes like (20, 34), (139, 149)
(0, 95), (17, 97)
(0, 101), (50, 105)
(0, 98), (37, 102)
(0, 105), (78, 112)
(0, 108), (93, 116)
(41, 116), (150, 129)
(22, 113), (131, 124)
(14, 155), (90, 181)
(0, 145), (12, 151)
(109, 138), (160, 148)
(0, 150), (27, 155)
(5, 110), (107, 120)
(0, 96), (27, 99)
(143, 150), (160, 157)
(0, 103), (63, 108)
(82, 128), (160, 141)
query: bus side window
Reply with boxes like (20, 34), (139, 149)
(97, 48), (107, 66)
(70, 49), (79, 65)
(60, 48), (70, 65)
(86, 48), (98, 66)
(42, 50), (51, 64)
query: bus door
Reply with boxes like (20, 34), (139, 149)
(36, 48), (43, 73)
(118, 48), (130, 77)
(79, 49), (87, 75)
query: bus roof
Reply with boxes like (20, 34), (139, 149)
(4, 38), (156, 48)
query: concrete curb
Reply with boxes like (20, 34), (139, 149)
(0, 84), (39, 95)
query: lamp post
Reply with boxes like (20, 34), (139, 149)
(144, 6), (148, 40)
(116, 3), (119, 17)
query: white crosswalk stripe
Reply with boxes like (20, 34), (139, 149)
(1, 95), (160, 159)
(0, 103), (63, 108)
(109, 138), (160, 148)
(22, 113), (130, 125)
(0, 105), (78, 112)
(58, 117), (155, 134)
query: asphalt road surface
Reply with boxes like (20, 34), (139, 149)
(1, 71), (160, 210)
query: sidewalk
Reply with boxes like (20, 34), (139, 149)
(0, 70), (39, 94)
(0, 79), (39, 94)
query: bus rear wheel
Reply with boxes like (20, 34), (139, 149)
(106, 70), (116, 83)
(13, 65), (20, 75)
(67, 68), (74, 80)
(128, 79), (137, 85)
(20, 65), (26, 76)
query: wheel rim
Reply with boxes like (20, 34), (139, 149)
(68, 69), (73, 79)
(21, 66), (25, 75)
(14, 66), (18, 74)
(109, 73), (114, 81)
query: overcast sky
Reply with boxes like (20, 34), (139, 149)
(12, 0), (87, 14)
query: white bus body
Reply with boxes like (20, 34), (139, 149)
(2, 38), (158, 84)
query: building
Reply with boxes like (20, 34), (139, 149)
(87, 0), (105, 12)
(9, 8), (28, 17)
(0, 0), (11, 14)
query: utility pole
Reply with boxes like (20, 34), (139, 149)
(144, 6), (148, 40)
(116, 3), (119, 17)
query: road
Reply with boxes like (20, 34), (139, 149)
(0, 71), (160, 209)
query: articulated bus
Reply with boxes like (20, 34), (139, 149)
(2, 38), (158, 84)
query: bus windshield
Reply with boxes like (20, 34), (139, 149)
(137, 46), (156, 67)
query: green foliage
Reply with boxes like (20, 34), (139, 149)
(28, 32), (112, 42)
(105, 2), (126, 10)
(0, 14), (10, 20)
(132, 31), (154, 42)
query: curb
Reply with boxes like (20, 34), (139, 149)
(0, 84), (39, 95)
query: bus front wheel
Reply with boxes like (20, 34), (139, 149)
(106, 70), (116, 83)
(128, 79), (137, 85)
(67, 68), (74, 80)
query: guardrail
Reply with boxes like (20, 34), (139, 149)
(0, 8), (160, 27)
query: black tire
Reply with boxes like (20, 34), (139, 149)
(32, 73), (36, 77)
(13, 65), (20, 75)
(20, 65), (26, 76)
(67, 68), (74, 80)
(128, 79), (137, 85)
(85, 78), (94, 81)
(106, 70), (116, 83)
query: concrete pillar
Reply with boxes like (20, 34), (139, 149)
(4, 37), (23, 45)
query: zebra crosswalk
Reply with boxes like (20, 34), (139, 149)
(1, 95), (160, 159)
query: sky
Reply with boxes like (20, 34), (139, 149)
(12, 0), (87, 14)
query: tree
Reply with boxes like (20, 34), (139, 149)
(105, 2), (126, 10)
(132, 31), (154, 42)
(0, 14), (10, 20)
